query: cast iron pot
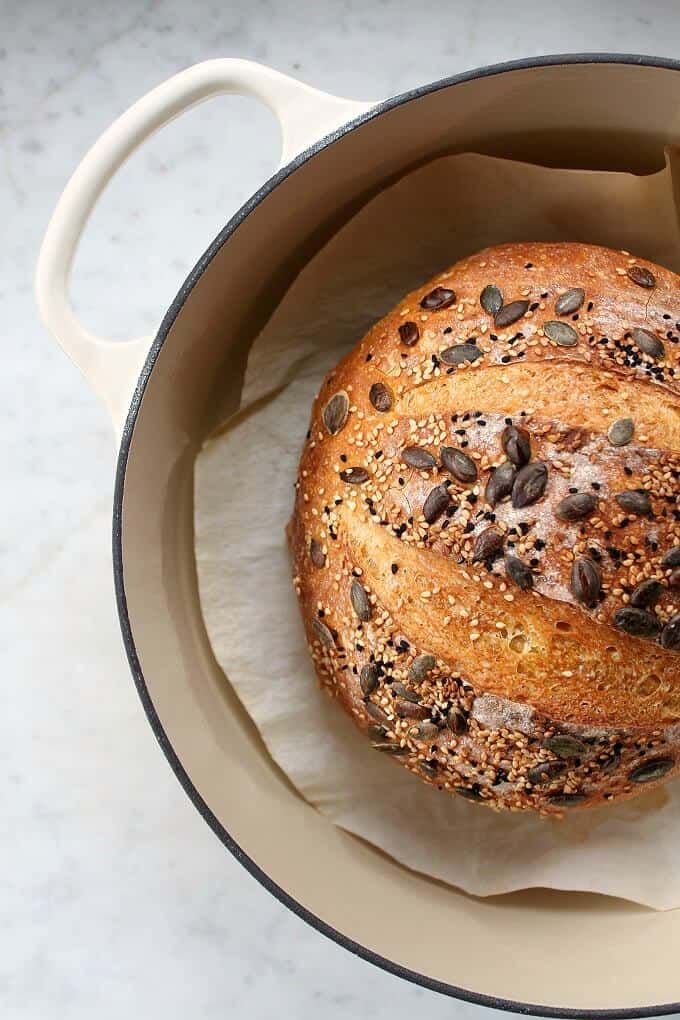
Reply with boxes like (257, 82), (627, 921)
(36, 54), (680, 1017)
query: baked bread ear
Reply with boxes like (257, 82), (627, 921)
(288, 242), (680, 814)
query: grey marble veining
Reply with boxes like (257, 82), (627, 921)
(6, 0), (680, 1016)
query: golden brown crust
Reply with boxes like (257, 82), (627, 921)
(288, 242), (680, 815)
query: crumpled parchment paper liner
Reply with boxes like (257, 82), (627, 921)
(195, 151), (680, 908)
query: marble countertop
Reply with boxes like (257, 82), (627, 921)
(7, 1), (680, 1016)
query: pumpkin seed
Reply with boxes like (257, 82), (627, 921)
(662, 547), (680, 568)
(398, 321), (420, 346)
(512, 461), (548, 509)
(629, 757), (674, 783)
(472, 527), (504, 563)
(369, 381), (393, 412)
(571, 557), (601, 607)
(409, 654), (436, 683)
(323, 391), (349, 435)
(350, 579), (372, 622)
(485, 461), (516, 506)
(669, 568), (680, 588)
(440, 343), (483, 366)
(555, 287), (585, 315)
(544, 320), (579, 347)
(660, 615), (680, 651)
(402, 445), (437, 470)
(360, 664), (379, 696)
(372, 741), (409, 756)
(367, 723), (387, 740)
(340, 467), (369, 484)
(543, 734), (588, 759)
(414, 720), (439, 739)
(494, 299), (529, 328)
(447, 706), (468, 734)
(555, 491), (598, 522)
(395, 699), (429, 719)
(501, 424), (531, 466)
(455, 786), (484, 802)
(480, 284), (503, 315)
(505, 555), (534, 590)
(528, 760), (566, 785)
(391, 681), (420, 703)
(366, 702), (390, 725)
(548, 793), (587, 807)
(615, 489), (651, 516)
(419, 761), (439, 778)
(631, 328), (665, 360)
(441, 446), (478, 483)
(312, 619), (334, 647)
(613, 607), (661, 638)
(601, 749), (622, 773)
(420, 286), (457, 310)
(309, 538), (326, 568)
(422, 484), (449, 524)
(607, 417), (634, 447)
(630, 579), (663, 609)
(627, 265), (656, 288)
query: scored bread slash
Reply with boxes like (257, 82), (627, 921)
(290, 241), (680, 815)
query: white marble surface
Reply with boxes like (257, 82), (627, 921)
(7, 1), (680, 1016)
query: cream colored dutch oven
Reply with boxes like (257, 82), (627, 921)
(36, 54), (680, 1017)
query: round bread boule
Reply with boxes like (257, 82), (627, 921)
(288, 242), (680, 815)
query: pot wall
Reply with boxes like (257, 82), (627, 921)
(118, 60), (680, 1013)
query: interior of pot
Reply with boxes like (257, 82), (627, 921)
(118, 60), (680, 1014)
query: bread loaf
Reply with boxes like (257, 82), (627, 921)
(288, 242), (680, 814)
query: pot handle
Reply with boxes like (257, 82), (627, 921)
(35, 58), (372, 439)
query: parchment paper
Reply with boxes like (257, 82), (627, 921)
(195, 152), (680, 909)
